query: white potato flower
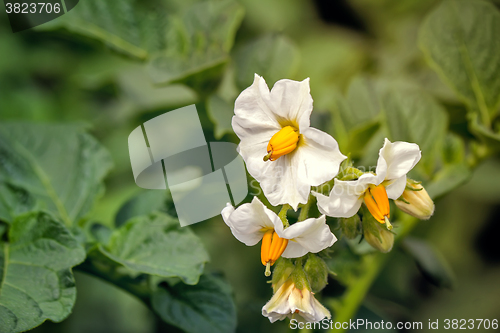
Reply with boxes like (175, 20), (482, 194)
(232, 74), (346, 210)
(313, 138), (421, 229)
(221, 197), (336, 275)
(262, 279), (331, 323)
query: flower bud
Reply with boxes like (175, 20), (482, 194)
(290, 263), (311, 292)
(304, 254), (329, 293)
(271, 258), (295, 293)
(339, 214), (361, 239)
(395, 180), (435, 220)
(362, 213), (394, 253)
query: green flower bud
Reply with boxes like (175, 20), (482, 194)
(395, 180), (435, 220)
(362, 213), (394, 253)
(304, 254), (329, 293)
(290, 263), (311, 292)
(271, 258), (295, 293)
(339, 214), (361, 239)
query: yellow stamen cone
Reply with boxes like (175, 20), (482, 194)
(264, 126), (299, 161)
(261, 230), (273, 266)
(364, 185), (390, 224)
(261, 230), (289, 273)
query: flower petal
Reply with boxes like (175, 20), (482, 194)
(289, 287), (313, 316)
(232, 75), (283, 182)
(378, 138), (421, 181)
(294, 127), (346, 186)
(309, 297), (331, 321)
(288, 288), (330, 323)
(236, 133), (276, 183)
(221, 197), (277, 246)
(265, 77), (313, 131)
(314, 190), (362, 218)
(275, 216), (336, 257)
(259, 154), (310, 210)
(385, 175), (407, 199)
(262, 280), (295, 323)
(233, 74), (281, 132)
(313, 173), (381, 217)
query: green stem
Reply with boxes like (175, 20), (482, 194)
(338, 167), (364, 181)
(279, 204), (291, 227)
(75, 256), (185, 333)
(316, 167), (364, 194)
(298, 195), (316, 221)
(467, 141), (491, 169)
(75, 255), (151, 304)
(327, 214), (419, 333)
(328, 254), (387, 330)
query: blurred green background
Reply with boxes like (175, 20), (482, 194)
(1, 0), (500, 332)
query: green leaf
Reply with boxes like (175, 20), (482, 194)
(295, 28), (367, 112)
(0, 183), (37, 224)
(328, 90), (351, 150)
(325, 240), (362, 286)
(403, 237), (456, 289)
(0, 212), (86, 333)
(442, 133), (466, 165)
(382, 87), (448, 174)
(88, 222), (113, 246)
(101, 212), (209, 285)
(426, 163), (471, 200)
(151, 274), (237, 333)
(206, 65), (239, 139)
(40, 0), (168, 59)
(148, 0), (245, 84)
(468, 112), (500, 149)
(419, 0), (500, 125)
(207, 34), (299, 138)
(233, 33), (300, 90)
(346, 121), (381, 159)
(115, 190), (175, 228)
(328, 77), (382, 159)
(0, 123), (113, 226)
(118, 68), (199, 111)
(42, 0), (244, 85)
(344, 77), (381, 130)
(0, 223), (6, 239)
(207, 95), (235, 139)
(425, 133), (471, 199)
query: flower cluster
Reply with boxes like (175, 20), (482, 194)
(221, 74), (435, 323)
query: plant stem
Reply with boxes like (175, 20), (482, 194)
(328, 254), (387, 330)
(298, 195), (316, 221)
(75, 249), (187, 333)
(327, 214), (419, 333)
(279, 204), (291, 227)
(75, 253), (151, 304)
(338, 166), (364, 180)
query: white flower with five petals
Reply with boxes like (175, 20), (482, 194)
(313, 138), (421, 227)
(262, 279), (331, 323)
(232, 74), (346, 210)
(221, 197), (336, 275)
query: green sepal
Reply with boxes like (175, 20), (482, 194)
(290, 263), (311, 291)
(271, 258), (295, 292)
(339, 214), (361, 239)
(304, 254), (329, 293)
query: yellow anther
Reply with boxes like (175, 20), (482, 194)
(261, 230), (289, 271)
(364, 185), (390, 224)
(264, 126), (299, 162)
